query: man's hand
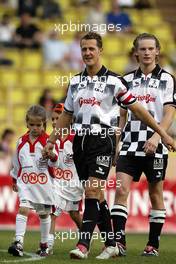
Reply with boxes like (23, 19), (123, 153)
(112, 145), (120, 166)
(162, 133), (176, 152)
(42, 142), (55, 159)
(143, 134), (160, 155)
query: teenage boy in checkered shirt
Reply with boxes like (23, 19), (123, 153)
(112, 33), (176, 257)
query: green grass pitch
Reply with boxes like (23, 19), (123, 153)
(0, 230), (175, 263)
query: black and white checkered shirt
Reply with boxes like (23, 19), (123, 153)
(64, 65), (136, 133)
(120, 64), (176, 158)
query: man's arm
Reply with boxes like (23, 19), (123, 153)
(113, 108), (127, 166)
(128, 102), (176, 151)
(143, 105), (175, 154)
(49, 111), (73, 142)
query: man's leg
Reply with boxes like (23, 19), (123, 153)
(69, 210), (82, 230)
(97, 189), (115, 248)
(142, 181), (165, 256)
(111, 172), (132, 255)
(70, 176), (102, 258)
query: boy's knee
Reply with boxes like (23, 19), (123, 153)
(19, 207), (29, 216)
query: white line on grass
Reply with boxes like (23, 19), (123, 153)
(0, 249), (45, 263)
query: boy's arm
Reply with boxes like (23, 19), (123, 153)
(144, 105), (175, 154)
(10, 141), (20, 192)
(48, 142), (59, 167)
(128, 102), (176, 151)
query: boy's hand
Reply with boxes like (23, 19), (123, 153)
(48, 151), (57, 160)
(42, 142), (54, 159)
(162, 134), (176, 152)
(12, 183), (18, 192)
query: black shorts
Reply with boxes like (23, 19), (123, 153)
(73, 133), (116, 181)
(116, 155), (168, 183)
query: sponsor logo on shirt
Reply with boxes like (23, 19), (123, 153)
(21, 173), (48, 184)
(134, 94), (156, 103)
(148, 79), (159, 89)
(54, 168), (73, 181)
(79, 97), (102, 107)
(94, 82), (106, 93)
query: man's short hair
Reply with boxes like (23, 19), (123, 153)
(81, 32), (103, 49)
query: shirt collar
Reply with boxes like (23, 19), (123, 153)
(82, 65), (108, 77)
(135, 64), (162, 78)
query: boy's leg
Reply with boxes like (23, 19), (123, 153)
(48, 207), (62, 254)
(142, 157), (167, 256)
(39, 214), (51, 244)
(38, 214), (51, 256)
(48, 214), (57, 253)
(8, 206), (29, 256)
(15, 207), (29, 244)
(142, 181), (165, 256)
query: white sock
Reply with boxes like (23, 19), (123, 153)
(15, 214), (27, 244)
(48, 233), (55, 248)
(40, 216), (51, 244)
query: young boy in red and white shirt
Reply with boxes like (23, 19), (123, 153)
(8, 105), (58, 257)
(48, 103), (83, 254)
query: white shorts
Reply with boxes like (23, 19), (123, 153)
(20, 199), (52, 215)
(54, 195), (80, 216)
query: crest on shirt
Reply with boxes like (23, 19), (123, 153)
(63, 153), (74, 167)
(133, 80), (140, 87)
(78, 81), (87, 90)
(36, 158), (48, 171)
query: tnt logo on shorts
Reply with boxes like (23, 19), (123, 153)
(96, 156), (111, 167)
(153, 158), (164, 170)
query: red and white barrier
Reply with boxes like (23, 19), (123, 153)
(0, 175), (176, 232)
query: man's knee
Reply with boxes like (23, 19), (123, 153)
(85, 186), (101, 199)
(114, 184), (130, 204)
(149, 190), (163, 203)
(117, 183), (129, 197)
(149, 182), (164, 206)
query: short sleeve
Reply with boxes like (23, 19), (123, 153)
(10, 139), (21, 180)
(64, 83), (74, 113)
(163, 74), (176, 107)
(114, 77), (136, 106)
